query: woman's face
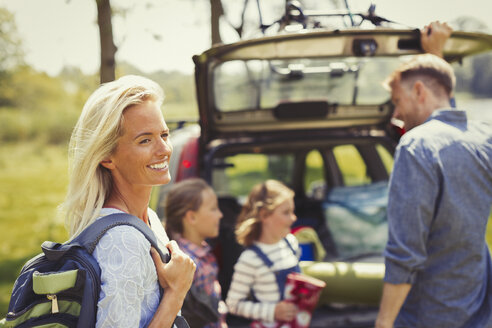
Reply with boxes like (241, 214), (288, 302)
(105, 100), (173, 188)
(262, 197), (297, 240)
(193, 188), (223, 239)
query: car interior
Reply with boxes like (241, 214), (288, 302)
(205, 135), (396, 301)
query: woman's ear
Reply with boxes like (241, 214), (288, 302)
(100, 158), (115, 170)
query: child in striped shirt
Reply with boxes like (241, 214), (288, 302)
(165, 178), (227, 328)
(226, 180), (301, 328)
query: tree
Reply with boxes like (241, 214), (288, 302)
(0, 7), (23, 71)
(96, 0), (117, 83)
(210, 0), (224, 45)
(0, 7), (24, 106)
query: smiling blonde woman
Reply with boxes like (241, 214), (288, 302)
(62, 75), (195, 328)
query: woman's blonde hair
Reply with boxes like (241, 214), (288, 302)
(61, 75), (164, 238)
(164, 178), (213, 239)
(235, 179), (294, 246)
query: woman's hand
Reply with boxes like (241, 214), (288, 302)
(150, 241), (196, 294)
(274, 300), (298, 322)
(148, 242), (196, 328)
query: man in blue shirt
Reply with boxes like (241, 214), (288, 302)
(376, 23), (492, 328)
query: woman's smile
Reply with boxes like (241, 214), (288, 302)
(148, 157), (169, 171)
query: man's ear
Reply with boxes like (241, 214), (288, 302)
(413, 81), (426, 104)
(100, 158), (115, 170)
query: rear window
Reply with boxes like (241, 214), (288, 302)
(376, 144), (394, 174)
(304, 150), (324, 198)
(213, 57), (402, 112)
(212, 153), (294, 200)
(333, 145), (371, 186)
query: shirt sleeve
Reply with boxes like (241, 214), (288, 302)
(384, 139), (439, 284)
(225, 251), (276, 322)
(93, 225), (158, 328)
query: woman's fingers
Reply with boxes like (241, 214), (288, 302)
(163, 241), (196, 292)
(151, 242), (196, 295)
(166, 240), (179, 255)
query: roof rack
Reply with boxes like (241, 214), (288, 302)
(258, 1), (412, 35)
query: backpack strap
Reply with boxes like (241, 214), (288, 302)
(75, 213), (168, 260)
(42, 213), (170, 263)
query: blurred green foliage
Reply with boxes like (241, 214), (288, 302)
(0, 143), (69, 316)
(0, 7), (198, 146)
(0, 63), (198, 145)
(455, 53), (492, 98)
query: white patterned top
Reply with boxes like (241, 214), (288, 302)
(93, 208), (170, 328)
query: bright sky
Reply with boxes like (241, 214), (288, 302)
(1, 0), (492, 75)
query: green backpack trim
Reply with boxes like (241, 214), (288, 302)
(32, 270), (78, 295)
(3, 301), (81, 327)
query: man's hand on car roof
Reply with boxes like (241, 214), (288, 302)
(421, 21), (453, 58)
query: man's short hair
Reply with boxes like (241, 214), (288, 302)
(384, 54), (456, 97)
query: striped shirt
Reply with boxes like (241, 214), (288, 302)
(226, 234), (300, 325)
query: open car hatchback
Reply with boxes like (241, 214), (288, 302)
(154, 6), (492, 327)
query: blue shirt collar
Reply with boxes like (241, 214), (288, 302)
(425, 108), (467, 125)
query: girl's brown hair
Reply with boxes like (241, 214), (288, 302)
(235, 179), (294, 246)
(164, 178), (212, 239)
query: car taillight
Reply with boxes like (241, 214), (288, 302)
(393, 125), (406, 137)
(391, 118), (406, 137)
(175, 137), (199, 182)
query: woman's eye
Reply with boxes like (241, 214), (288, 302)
(139, 139), (151, 144)
(161, 133), (169, 139)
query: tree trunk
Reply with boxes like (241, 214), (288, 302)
(96, 0), (116, 83)
(210, 0), (224, 45)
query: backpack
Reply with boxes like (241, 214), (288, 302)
(181, 284), (220, 328)
(0, 213), (189, 328)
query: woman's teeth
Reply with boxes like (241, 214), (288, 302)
(150, 162), (167, 169)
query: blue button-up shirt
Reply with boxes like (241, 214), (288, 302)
(384, 109), (492, 327)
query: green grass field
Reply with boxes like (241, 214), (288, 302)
(0, 142), (68, 315)
(0, 141), (491, 317)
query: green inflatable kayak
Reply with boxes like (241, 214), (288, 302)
(300, 261), (384, 306)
